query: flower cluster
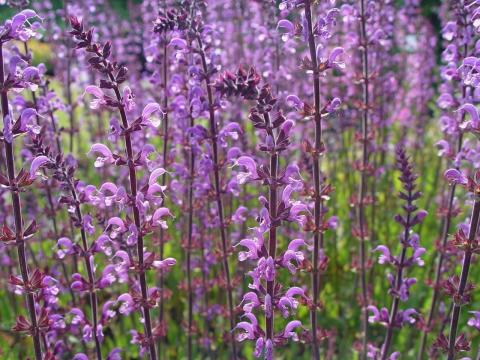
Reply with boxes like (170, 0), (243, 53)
(217, 67), (309, 359)
(2, 1), (480, 359)
(68, 15), (175, 358)
(368, 146), (427, 359)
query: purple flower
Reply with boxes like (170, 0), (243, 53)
(117, 293), (135, 315)
(152, 257), (177, 271)
(435, 140), (452, 157)
(278, 287), (306, 317)
(29, 155), (50, 179)
(19, 108), (41, 136)
(84, 86), (107, 109)
(149, 167), (168, 186)
(168, 37), (188, 49)
(234, 314), (257, 342)
(458, 103), (480, 130)
(467, 311), (480, 331)
(240, 292), (261, 313)
(235, 156), (259, 184)
(286, 94), (304, 110)
(151, 207), (173, 229)
(281, 320), (302, 341)
(106, 349), (122, 360)
(122, 86), (136, 112)
(89, 144), (115, 168)
(218, 122), (243, 147)
(107, 217), (127, 239)
(282, 239), (306, 274)
(444, 168), (468, 186)
(73, 354), (88, 360)
(327, 47), (346, 70)
(367, 305), (390, 325)
(57, 237), (75, 259)
(1, 10), (40, 42)
(141, 102), (163, 127)
(232, 206), (248, 224)
(236, 238), (262, 261)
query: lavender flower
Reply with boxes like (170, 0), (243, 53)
(369, 146), (426, 359)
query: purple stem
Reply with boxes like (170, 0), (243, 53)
(186, 113), (195, 359)
(358, 0), (370, 357)
(196, 34), (238, 359)
(381, 188), (413, 359)
(33, 138), (102, 358)
(64, 173), (103, 360)
(417, 39), (469, 359)
(263, 110), (278, 354)
(447, 197), (480, 360)
(108, 75), (158, 360)
(64, 0), (75, 153)
(158, 14), (169, 359)
(304, 1), (324, 357)
(0, 42), (42, 360)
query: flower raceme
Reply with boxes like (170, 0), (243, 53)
(368, 146), (427, 359)
(218, 67), (314, 359)
(67, 14), (176, 358)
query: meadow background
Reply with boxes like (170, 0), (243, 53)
(1, 0), (480, 359)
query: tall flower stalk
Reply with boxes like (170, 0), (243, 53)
(151, 6), (172, 355)
(30, 138), (104, 360)
(446, 193), (480, 360)
(185, 116), (195, 358)
(304, 2), (324, 357)
(358, 0), (370, 356)
(418, 2), (472, 357)
(368, 146), (427, 359)
(69, 16), (175, 359)
(21, 39), (78, 305)
(63, 1), (75, 153)
(216, 66), (309, 359)
(193, 20), (238, 360)
(277, 2), (343, 356)
(158, 19), (170, 350)
(437, 163), (480, 358)
(0, 10), (44, 360)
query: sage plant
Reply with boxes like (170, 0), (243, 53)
(29, 135), (105, 360)
(69, 16), (176, 359)
(436, 90), (480, 358)
(357, 0), (372, 355)
(369, 146), (427, 359)
(277, 2), (343, 356)
(418, 2), (477, 356)
(3, 1), (480, 359)
(433, 165), (480, 359)
(191, 19), (239, 360)
(0, 10), (44, 360)
(215, 66), (310, 359)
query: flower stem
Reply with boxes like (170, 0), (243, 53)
(0, 42), (42, 360)
(158, 15), (169, 358)
(304, 1), (323, 357)
(381, 191), (412, 360)
(113, 87), (157, 360)
(64, 0), (75, 153)
(358, 0), (370, 356)
(186, 113), (195, 359)
(417, 38), (469, 359)
(264, 111), (278, 352)
(446, 197), (480, 360)
(66, 175), (103, 360)
(196, 34), (238, 359)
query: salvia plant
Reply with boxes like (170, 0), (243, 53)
(3, 0), (480, 359)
